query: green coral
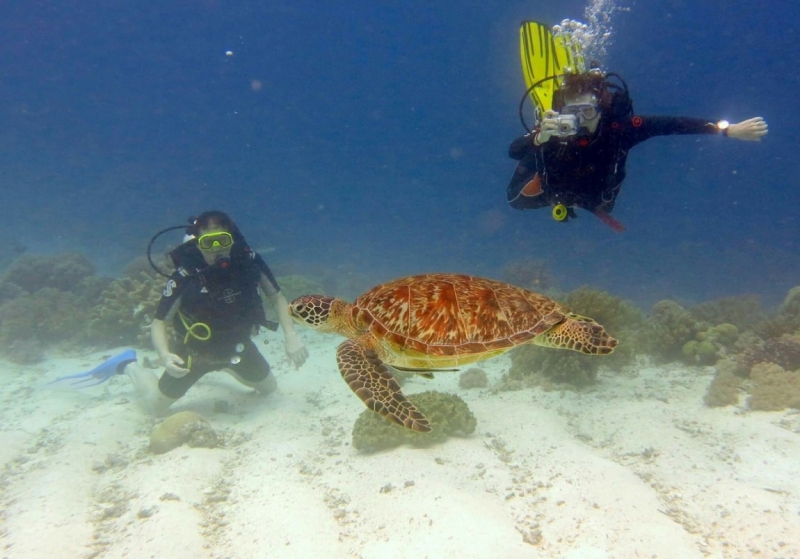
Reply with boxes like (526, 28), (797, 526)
(682, 340), (718, 365)
(645, 300), (701, 362)
(701, 323), (740, 345)
(683, 323), (740, 365)
(351, 391), (477, 452)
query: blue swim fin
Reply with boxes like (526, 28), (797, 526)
(50, 349), (137, 388)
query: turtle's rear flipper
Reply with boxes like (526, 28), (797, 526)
(337, 337), (431, 432)
(534, 313), (618, 355)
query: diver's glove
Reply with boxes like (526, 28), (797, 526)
(49, 349), (137, 388)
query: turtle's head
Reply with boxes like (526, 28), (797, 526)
(288, 295), (346, 333)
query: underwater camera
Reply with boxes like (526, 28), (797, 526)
(554, 114), (579, 137)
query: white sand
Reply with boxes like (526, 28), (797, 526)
(1, 329), (799, 559)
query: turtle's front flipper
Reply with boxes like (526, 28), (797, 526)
(336, 336), (431, 432)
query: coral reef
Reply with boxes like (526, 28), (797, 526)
(87, 271), (164, 347)
(351, 391), (477, 452)
(701, 323), (740, 346)
(747, 363), (800, 411)
(122, 254), (173, 279)
(739, 336), (800, 372)
(703, 369), (741, 407)
(0, 251), (171, 360)
(458, 368), (488, 389)
(645, 300), (701, 362)
(507, 287), (642, 389)
(682, 339), (719, 366)
(149, 411), (218, 454)
(508, 347), (601, 388)
(0, 252), (95, 295)
(755, 286), (800, 340)
(563, 287), (644, 367)
(682, 324), (740, 365)
(1, 339), (45, 365)
(690, 295), (765, 332)
(564, 287), (644, 335)
(0, 280), (25, 304)
(0, 288), (90, 363)
(778, 286), (800, 321)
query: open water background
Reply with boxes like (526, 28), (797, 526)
(1, 0), (797, 307)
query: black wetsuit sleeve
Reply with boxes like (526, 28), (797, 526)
(623, 116), (720, 149)
(508, 134), (538, 160)
(254, 252), (280, 295)
(154, 274), (186, 320)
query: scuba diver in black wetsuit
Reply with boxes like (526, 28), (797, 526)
(65, 210), (309, 415)
(507, 68), (769, 231)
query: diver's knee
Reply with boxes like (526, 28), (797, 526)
(253, 373), (277, 395)
(145, 392), (178, 417)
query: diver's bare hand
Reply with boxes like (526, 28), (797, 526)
(727, 117), (768, 141)
(535, 110), (559, 145)
(285, 335), (309, 369)
(162, 353), (190, 378)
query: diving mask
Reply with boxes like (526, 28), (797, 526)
(560, 103), (599, 121)
(197, 231), (234, 251)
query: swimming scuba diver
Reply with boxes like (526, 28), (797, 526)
(56, 210), (309, 415)
(507, 67), (769, 232)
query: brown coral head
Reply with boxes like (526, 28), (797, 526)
(740, 338), (800, 372)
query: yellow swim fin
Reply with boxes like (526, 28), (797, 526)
(519, 21), (586, 113)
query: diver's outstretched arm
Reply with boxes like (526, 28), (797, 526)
(727, 117), (768, 141)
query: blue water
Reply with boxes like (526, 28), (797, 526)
(1, 0), (797, 308)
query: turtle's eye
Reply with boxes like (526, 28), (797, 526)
(290, 296), (331, 327)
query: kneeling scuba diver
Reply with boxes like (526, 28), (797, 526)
(145, 216), (280, 366)
(51, 212), (305, 416)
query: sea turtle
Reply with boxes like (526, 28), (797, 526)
(288, 273), (617, 432)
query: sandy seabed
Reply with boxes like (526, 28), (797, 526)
(0, 328), (798, 559)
